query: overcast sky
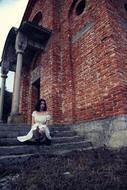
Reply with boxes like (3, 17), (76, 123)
(0, 0), (28, 91)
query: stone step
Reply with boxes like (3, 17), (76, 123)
(0, 124), (72, 132)
(0, 130), (77, 138)
(51, 130), (77, 137)
(0, 140), (92, 156)
(0, 131), (31, 138)
(0, 123), (93, 166)
(0, 136), (86, 146)
(0, 127), (30, 132)
(0, 146), (94, 166)
(0, 153), (39, 166)
(0, 125), (74, 138)
(0, 124), (30, 130)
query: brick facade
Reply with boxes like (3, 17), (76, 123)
(20, 0), (127, 124)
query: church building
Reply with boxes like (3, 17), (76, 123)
(1, 0), (127, 147)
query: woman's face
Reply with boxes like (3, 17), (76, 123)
(40, 101), (45, 111)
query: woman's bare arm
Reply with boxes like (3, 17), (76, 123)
(32, 116), (35, 126)
(46, 114), (52, 125)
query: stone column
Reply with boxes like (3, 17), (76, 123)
(8, 31), (27, 123)
(0, 73), (7, 122)
(11, 51), (23, 114)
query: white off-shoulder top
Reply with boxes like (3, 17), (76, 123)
(32, 111), (51, 124)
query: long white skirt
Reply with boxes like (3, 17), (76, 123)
(17, 123), (51, 142)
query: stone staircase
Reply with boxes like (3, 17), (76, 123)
(0, 123), (93, 165)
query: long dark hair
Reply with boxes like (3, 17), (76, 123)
(35, 99), (47, 112)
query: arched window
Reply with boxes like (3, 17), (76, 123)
(69, 0), (86, 16)
(32, 11), (43, 25)
(69, 0), (78, 15)
(76, 0), (86, 15)
(124, 3), (127, 11)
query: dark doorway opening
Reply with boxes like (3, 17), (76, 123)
(32, 78), (40, 109)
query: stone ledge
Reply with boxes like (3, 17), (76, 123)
(70, 116), (127, 148)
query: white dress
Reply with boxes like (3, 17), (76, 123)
(17, 111), (52, 142)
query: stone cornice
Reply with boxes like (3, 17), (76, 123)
(1, 21), (51, 72)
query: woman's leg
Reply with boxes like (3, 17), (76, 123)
(44, 127), (52, 140)
(17, 123), (39, 142)
(17, 128), (34, 142)
(32, 127), (40, 140)
(39, 127), (51, 145)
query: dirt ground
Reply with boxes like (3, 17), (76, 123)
(0, 147), (127, 190)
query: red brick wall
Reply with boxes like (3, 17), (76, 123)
(20, 67), (30, 123)
(20, 0), (58, 124)
(20, 0), (127, 124)
(68, 0), (117, 121)
(59, 0), (116, 122)
(107, 0), (127, 114)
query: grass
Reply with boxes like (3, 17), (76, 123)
(1, 147), (127, 190)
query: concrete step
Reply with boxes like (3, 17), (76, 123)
(0, 153), (39, 166)
(51, 130), (77, 137)
(0, 130), (77, 138)
(0, 146), (94, 166)
(0, 136), (86, 146)
(0, 124), (75, 139)
(0, 123), (93, 166)
(0, 124), (30, 130)
(0, 131), (30, 138)
(0, 124), (72, 132)
(0, 140), (92, 156)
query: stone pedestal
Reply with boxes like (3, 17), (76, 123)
(72, 115), (127, 149)
(8, 113), (23, 124)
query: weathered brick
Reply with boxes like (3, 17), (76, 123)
(20, 0), (127, 124)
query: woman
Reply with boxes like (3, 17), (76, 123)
(17, 99), (52, 144)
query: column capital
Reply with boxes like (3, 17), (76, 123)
(1, 60), (9, 75)
(16, 49), (24, 54)
(15, 31), (27, 54)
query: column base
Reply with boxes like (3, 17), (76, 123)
(0, 120), (4, 124)
(7, 113), (23, 124)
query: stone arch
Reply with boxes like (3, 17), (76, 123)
(69, 0), (78, 16)
(68, 0), (86, 36)
(69, 0), (86, 17)
(32, 11), (43, 25)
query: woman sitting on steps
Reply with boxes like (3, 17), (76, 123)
(17, 99), (52, 145)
